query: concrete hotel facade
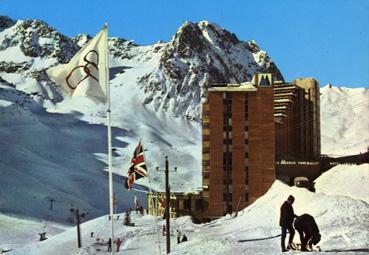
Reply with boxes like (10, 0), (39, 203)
(201, 74), (275, 218)
(274, 78), (321, 161)
(145, 75), (321, 220)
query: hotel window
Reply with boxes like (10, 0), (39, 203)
(245, 158), (249, 165)
(223, 166), (232, 172)
(245, 172), (248, 185)
(224, 93), (232, 129)
(223, 117), (232, 126)
(202, 122), (210, 129)
(183, 199), (191, 210)
(223, 132), (232, 139)
(244, 193), (249, 202)
(202, 147), (210, 153)
(202, 160), (210, 166)
(223, 179), (232, 185)
(196, 199), (203, 211)
(202, 104), (210, 112)
(202, 153), (210, 160)
(202, 134), (209, 141)
(223, 145), (232, 152)
(226, 103), (231, 113)
(223, 138), (232, 144)
(223, 92), (232, 101)
(223, 152), (232, 166)
(244, 95), (248, 124)
(223, 192), (232, 202)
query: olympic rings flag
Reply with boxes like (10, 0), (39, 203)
(47, 27), (108, 103)
(48, 25), (116, 254)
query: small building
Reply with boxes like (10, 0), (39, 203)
(147, 191), (203, 219)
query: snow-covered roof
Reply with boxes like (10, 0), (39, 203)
(208, 82), (257, 92)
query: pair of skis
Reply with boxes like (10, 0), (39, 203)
(288, 242), (321, 252)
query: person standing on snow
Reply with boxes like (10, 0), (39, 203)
(115, 237), (123, 252)
(280, 195), (297, 252)
(162, 225), (166, 236)
(176, 229), (182, 244)
(107, 238), (112, 252)
(181, 234), (188, 242)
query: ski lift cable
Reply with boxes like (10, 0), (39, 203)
(209, 88), (366, 124)
(41, 214), (50, 234)
(229, 95), (369, 127)
(277, 101), (369, 133)
(282, 101), (369, 133)
(277, 97), (368, 128)
(227, 94), (369, 133)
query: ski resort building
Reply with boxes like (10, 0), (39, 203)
(146, 73), (321, 221)
(274, 78), (321, 184)
(147, 192), (203, 218)
(274, 78), (321, 161)
(200, 73), (276, 218)
(199, 73), (321, 220)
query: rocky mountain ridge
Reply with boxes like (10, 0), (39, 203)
(0, 16), (282, 121)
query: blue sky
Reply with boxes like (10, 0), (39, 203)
(1, 0), (368, 88)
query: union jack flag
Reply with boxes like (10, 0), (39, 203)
(125, 141), (148, 189)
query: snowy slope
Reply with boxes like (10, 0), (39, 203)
(315, 164), (369, 203)
(8, 164), (369, 255)
(320, 85), (369, 156)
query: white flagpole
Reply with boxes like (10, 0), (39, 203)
(104, 22), (115, 255)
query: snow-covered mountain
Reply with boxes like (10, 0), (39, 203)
(0, 16), (282, 121)
(0, 15), (368, 252)
(0, 15), (283, 223)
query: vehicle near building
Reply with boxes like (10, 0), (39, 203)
(294, 176), (315, 192)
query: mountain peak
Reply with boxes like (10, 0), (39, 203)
(74, 33), (92, 47)
(173, 20), (239, 50)
(133, 20), (283, 120)
(0, 16), (15, 32)
(1, 17), (80, 63)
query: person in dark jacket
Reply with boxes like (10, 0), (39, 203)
(176, 229), (182, 244)
(181, 234), (188, 242)
(279, 195), (297, 252)
(107, 238), (112, 252)
(293, 214), (321, 251)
